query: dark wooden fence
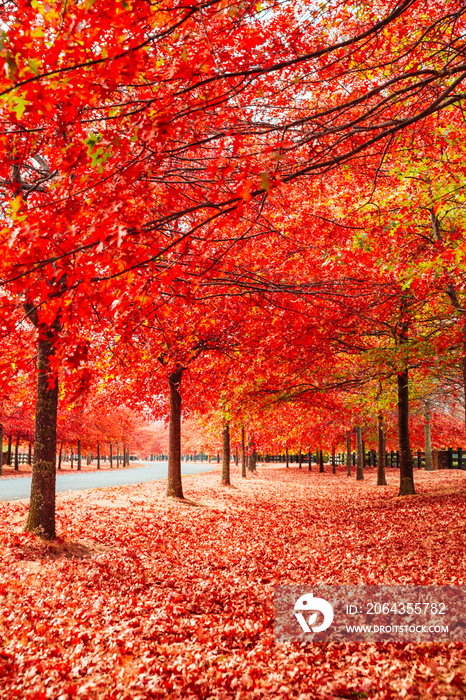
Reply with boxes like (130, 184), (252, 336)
(256, 449), (466, 470)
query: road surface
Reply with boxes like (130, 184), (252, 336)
(0, 461), (217, 501)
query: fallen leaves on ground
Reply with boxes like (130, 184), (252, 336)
(0, 465), (465, 699)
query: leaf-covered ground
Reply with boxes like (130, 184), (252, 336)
(0, 465), (465, 699)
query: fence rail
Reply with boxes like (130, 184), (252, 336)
(255, 449), (466, 470)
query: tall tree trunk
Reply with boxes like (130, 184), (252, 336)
(70, 447), (74, 469)
(97, 441), (100, 469)
(58, 443), (63, 471)
(319, 448), (324, 473)
(7, 434), (12, 466)
(116, 445), (120, 468)
(14, 435), (19, 471)
(77, 439), (82, 470)
(241, 426), (246, 478)
(234, 446), (238, 466)
(356, 426), (364, 481)
(332, 446), (336, 474)
(0, 423), (3, 476)
(298, 450), (302, 470)
(109, 443), (113, 468)
(28, 441), (32, 465)
(346, 431), (352, 477)
(398, 369), (415, 495)
(247, 438), (257, 472)
(26, 330), (59, 540)
(286, 447), (290, 469)
(307, 448), (311, 471)
(221, 422), (231, 485)
(377, 412), (387, 485)
(424, 410), (433, 471)
(167, 367), (184, 498)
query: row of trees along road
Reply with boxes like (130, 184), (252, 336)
(1, 0), (466, 536)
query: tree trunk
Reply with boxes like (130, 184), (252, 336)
(398, 369), (415, 495)
(247, 438), (256, 472)
(26, 330), (59, 540)
(0, 424), (3, 476)
(234, 446), (238, 466)
(319, 448), (324, 473)
(116, 445), (120, 468)
(241, 426), (246, 477)
(286, 447), (289, 469)
(14, 435), (19, 471)
(307, 448), (311, 471)
(298, 450), (302, 469)
(221, 422), (231, 485)
(356, 426), (364, 481)
(109, 443), (113, 468)
(77, 439), (82, 470)
(377, 412), (387, 485)
(7, 434), (12, 465)
(424, 410), (433, 471)
(28, 441), (32, 465)
(58, 443), (63, 471)
(167, 367), (184, 498)
(70, 447), (74, 468)
(332, 446), (336, 474)
(86, 450), (91, 466)
(346, 431), (352, 476)
(97, 442), (100, 469)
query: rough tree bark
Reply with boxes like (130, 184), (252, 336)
(307, 448), (311, 471)
(398, 368), (415, 495)
(25, 324), (59, 539)
(424, 409), (433, 471)
(377, 412), (387, 485)
(332, 446), (336, 474)
(241, 426), (246, 478)
(14, 435), (19, 471)
(319, 448), (324, 473)
(346, 431), (352, 477)
(221, 422), (231, 485)
(167, 367), (184, 498)
(97, 441), (100, 470)
(298, 450), (302, 470)
(109, 443), (113, 468)
(356, 427), (364, 481)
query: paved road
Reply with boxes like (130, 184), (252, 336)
(0, 461), (217, 501)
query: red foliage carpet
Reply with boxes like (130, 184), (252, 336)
(0, 466), (465, 699)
